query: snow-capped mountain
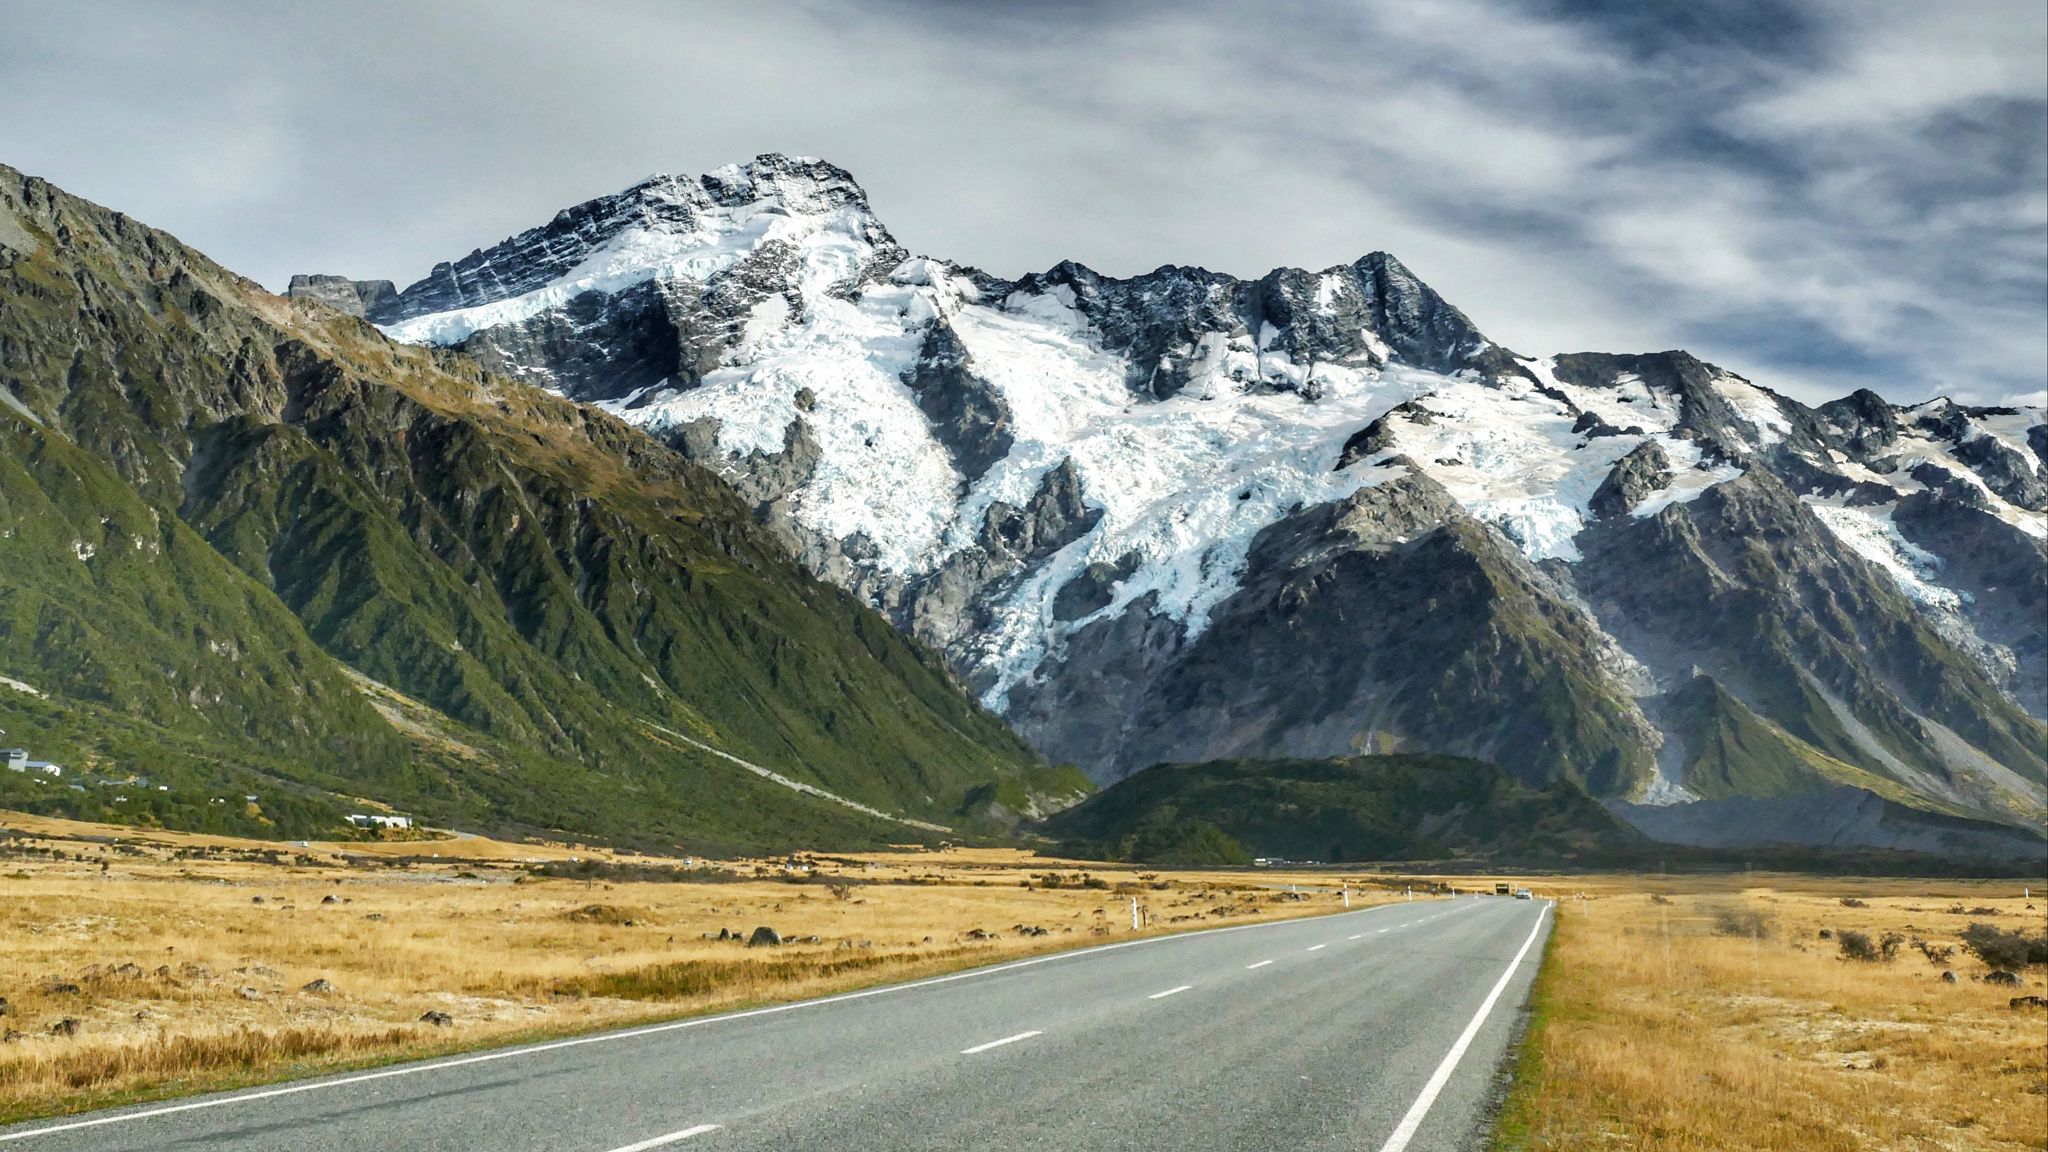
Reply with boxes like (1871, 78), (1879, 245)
(316, 154), (2048, 856)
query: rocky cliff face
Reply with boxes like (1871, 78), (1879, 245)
(357, 154), (2046, 857)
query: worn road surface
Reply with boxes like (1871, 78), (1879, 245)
(1, 895), (1550, 1152)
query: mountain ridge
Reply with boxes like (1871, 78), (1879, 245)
(337, 153), (2045, 859)
(0, 159), (1073, 852)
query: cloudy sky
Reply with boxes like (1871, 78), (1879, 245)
(5, 0), (2044, 404)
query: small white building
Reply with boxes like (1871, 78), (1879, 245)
(24, 761), (60, 777)
(346, 813), (413, 830)
(2, 749), (26, 772)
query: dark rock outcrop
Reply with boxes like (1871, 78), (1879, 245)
(1589, 440), (1673, 519)
(901, 319), (1014, 485)
(286, 274), (397, 319)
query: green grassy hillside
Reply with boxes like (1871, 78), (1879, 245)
(0, 163), (1062, 850)
(1043, 754), (1642, 865)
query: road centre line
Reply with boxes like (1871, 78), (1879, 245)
(1245, 960), (1274, 969)
(1148, 985), (1193, 999)
(603, 1125), (723, 1151)
(961, 1030), (1042, 1055)
(1306, 944), (1326, 952)
(0, 899), (1436, 1145)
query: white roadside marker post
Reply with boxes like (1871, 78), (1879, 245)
(1131, 896), (1140, 931)
(1343, 884), (1351, 909)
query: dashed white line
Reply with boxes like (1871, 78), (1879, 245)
(0, 900), (1419, 1145)
(1245, 960), (1274, 970)
(605, 1124), (723, 1151)
(1348, 934), (1364, 941)
(1148, 985), (1193, 1000)
(961, 1030), (1043, 1055)
(1306, 944), (1327, 952)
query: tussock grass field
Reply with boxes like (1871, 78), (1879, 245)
(0, 813), (1402, 1123)
(1492, 874), (2048, 1152)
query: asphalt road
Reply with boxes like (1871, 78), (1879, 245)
(2, 895), (1551, 1152)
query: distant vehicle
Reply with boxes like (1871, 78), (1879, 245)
(1514, 889), (1533, 900)
(1494, 883), (1511, 895)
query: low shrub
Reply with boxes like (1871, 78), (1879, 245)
(1837, 930), (1879, 961)
(1913, 937), (1956, 966)
(1710, 908), (1772, 938)
(1960, 923), (2048, 970)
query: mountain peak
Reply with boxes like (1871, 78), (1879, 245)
(365, 155), (900, 340)
(696, 153), (870, 207)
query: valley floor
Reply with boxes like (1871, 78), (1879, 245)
(0, 813), (1400, 1123)
(7, 811), (2042, 1148)
(1491, 874), (2048, 1151)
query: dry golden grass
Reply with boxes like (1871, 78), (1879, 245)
(0, 814), (1404, 1123)
(1492, 874), (2048, 1152)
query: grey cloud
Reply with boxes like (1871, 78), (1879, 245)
(2, 0), (2040, 405)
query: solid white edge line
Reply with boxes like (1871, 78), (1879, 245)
(960, 1029), (1043, 1055)
(607, 1124), (722, 1151)
(1245, 960), (1274, 969)
(1376, 903), (1550, 1152)
(1147, 985), (1193, 999)
(0, 898), (1445, 1144)
(1306, 944), (1326, 952)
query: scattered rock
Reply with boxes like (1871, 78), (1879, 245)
(1012, 924), (1050, 937)
(112, 962), (143, 978)
(322, 895), (341, 905)
(1818, 930), (1833, 940)
(364, 913), (385, 922)
(746, 926), (782, 948)
(41, 981), (80, 996)
(1941, 971), (1958, 984)
(50, 1018), (79, 1037)
(1985, 970), (2022, 986)
(302, 979), (335, 995)
(1, 1030), (21, 1043)
(963, 928), (995, 940)
(0, 996), (8, 1016)
(251, 896), (265, 904)
(419, 1011), (454, 1027)
(715, 927), (731, 941)
(565, 904), (638, 926)
(236, 986), (264, 1001)
(2010, 996), (2048, 1010)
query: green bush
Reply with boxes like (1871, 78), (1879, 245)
(1960, 922), (2048, 970)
